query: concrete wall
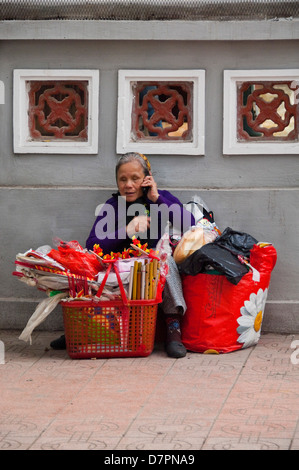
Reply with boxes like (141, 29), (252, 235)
(1, 21), (299, 333)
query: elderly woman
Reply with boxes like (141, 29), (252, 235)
(52, 152), (194, 358)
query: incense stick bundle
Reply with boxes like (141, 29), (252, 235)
(136, 270), (141, 300)
(132, 260), (138, 300)
(141, 265), (145, 299)
(148, 261), (153, 300)
(127, 257), (161, 302)
(128, 265), (134, 300)
(144, 262), (149, 300)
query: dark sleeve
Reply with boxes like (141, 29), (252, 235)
(85, 199), (131, 253)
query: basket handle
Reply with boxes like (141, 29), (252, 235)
(113, 263), (129, 305)
(95, 261), (128, 305)
(95, 262), (112, 299)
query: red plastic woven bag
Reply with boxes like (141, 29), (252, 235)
(181, 244), (277, 354)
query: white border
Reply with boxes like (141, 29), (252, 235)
(223, 69), (299, 155)
(13, 69), (99, 154)
(117, 69), (205, 155)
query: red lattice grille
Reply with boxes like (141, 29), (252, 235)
(237, 81), (299, 142)
(131, 81), (193, 141)
(28, 80), (88, 141)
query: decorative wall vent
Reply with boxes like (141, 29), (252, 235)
(224, 70), (299, 155)
(28, 80), (88, 141)
(131, 81), (193, 142)
(117, 70), (205, 155)
(14, 70), (99, 154)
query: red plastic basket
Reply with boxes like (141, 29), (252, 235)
(61, 259), (162, 359)
(62, 298), (159, 358)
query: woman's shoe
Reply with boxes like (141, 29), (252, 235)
(50, 334), (66, 350)
(165, 314), (187, 358)
(166, 340), (187, 358)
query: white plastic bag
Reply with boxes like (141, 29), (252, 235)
(184, 195), (211, 224)
(19, 292), (67, 344)
(156, 225), (173, 281)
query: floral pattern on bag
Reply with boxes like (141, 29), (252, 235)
(237, 287), (269, 349)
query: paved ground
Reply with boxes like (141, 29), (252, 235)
(0, 330), (298, 451)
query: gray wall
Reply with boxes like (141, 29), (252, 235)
(1, 32), (299, 332)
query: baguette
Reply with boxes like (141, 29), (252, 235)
(173, 226), (205, 264)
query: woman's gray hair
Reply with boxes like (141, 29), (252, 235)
(115, 152), (151, 179)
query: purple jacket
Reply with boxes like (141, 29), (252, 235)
(85, 190), (195, 254)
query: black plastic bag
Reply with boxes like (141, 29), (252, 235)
(178, 243), (249, 285)
(214, 227), (258, 257)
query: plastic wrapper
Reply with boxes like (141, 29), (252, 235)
(48, 239), (103, 280)
(17, 271), (71, 291)
(174, 195), (221, 264)
(184, 194), (212, 224)
(19, 292), (68, 344)
(181, 244), (277, 354)
(16, 246), (66, 270)
(155, 226), (171, 282)
(173, 223), (219, 265)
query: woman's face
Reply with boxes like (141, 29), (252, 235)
(117, 160), (145, 202)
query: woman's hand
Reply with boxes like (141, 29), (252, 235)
(141, 172), (159, 202)
(126, 215), (151, 238)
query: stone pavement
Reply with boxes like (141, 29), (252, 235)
(0, 330), (299, 451)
